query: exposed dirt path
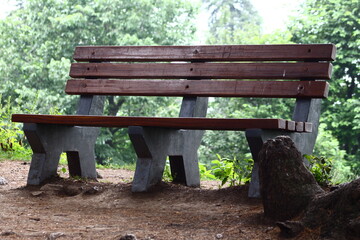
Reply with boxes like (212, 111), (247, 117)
(0, 160), (316, 240)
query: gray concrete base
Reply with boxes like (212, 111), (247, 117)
(23, 123), (100, 185)
(129, 126), (204, 192)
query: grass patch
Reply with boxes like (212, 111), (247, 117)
(96, 163), (136, 171)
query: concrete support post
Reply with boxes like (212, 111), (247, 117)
(23, 95), (105, 185)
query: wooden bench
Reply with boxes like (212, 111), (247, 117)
(12, 44), (336, 197)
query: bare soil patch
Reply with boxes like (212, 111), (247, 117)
(0, 160), (316, 239)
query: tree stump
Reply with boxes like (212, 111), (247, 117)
(258, 136), (323, 221)
(259, 136), (360, 239)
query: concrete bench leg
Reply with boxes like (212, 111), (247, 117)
(168, 129), (203, 187)
(129, 96), (207, 192)
(128, 126), (170, 192)
(23, 123), (99, 185)
(129, 126), (204, 192)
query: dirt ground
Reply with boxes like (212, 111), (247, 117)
(0, 160), (318, 240)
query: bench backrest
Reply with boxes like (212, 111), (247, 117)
(65, 44), (335, 131)
(66, 45), (334, 98)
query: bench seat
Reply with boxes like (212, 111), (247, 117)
(12, 114), (312, 132)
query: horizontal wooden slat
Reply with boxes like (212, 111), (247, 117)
(69, 62), (332, 80)
(65, 79), (329, 98)
(73, 44), (336, 62)
(12, 114), (311, 132)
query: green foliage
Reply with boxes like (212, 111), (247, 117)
(211, 157), (235, 186)
(95, 162), (136, 173)
(203, 0), (294, 45)
(0, 0), (199, 165)
(0, 0), (198, 109)
(330, 156), (356, 184)
(162, 156), (252, 186)
(199, 162), (216, 180)
(0, 96), (31, 160)
(58, 152), (68, 165)
(313, 123), (356, 183)
(314, 123), (346, 160)
(60, 167), (67, 174)
(162, 160), (216, 182)
(305, 153), (356, 186)
(325, 99), (360, 174)
(304, 155), (332, 186)
(210, 154), (253, 187)
(163, 160), (173, 182)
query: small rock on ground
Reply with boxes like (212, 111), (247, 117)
(1, 231), (16, 236)
(119, 234), (137, 240)
(31, 191), (44, 197)
(0, 177), (8, 185)
(83, 185), (102, 195)
(47, 232), (65, 240)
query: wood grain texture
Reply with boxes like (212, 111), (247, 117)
(69, 62), (332, 80)
(12, 114), (310, 132)
(73, 44), (336, 62)
(65, 79), (329, 98)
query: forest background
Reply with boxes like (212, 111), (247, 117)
(0, 0), (358, 184)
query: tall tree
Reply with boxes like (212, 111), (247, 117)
(289, 0), (360, 173)
(203, 0), (261, 43)
(0, 0), (198, 164)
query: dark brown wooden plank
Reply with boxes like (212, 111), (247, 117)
(69, 62), (332, 80)
(65, 79), (329, 98)
(12, 114), (292, 131)
(73, 44), (336, 62)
